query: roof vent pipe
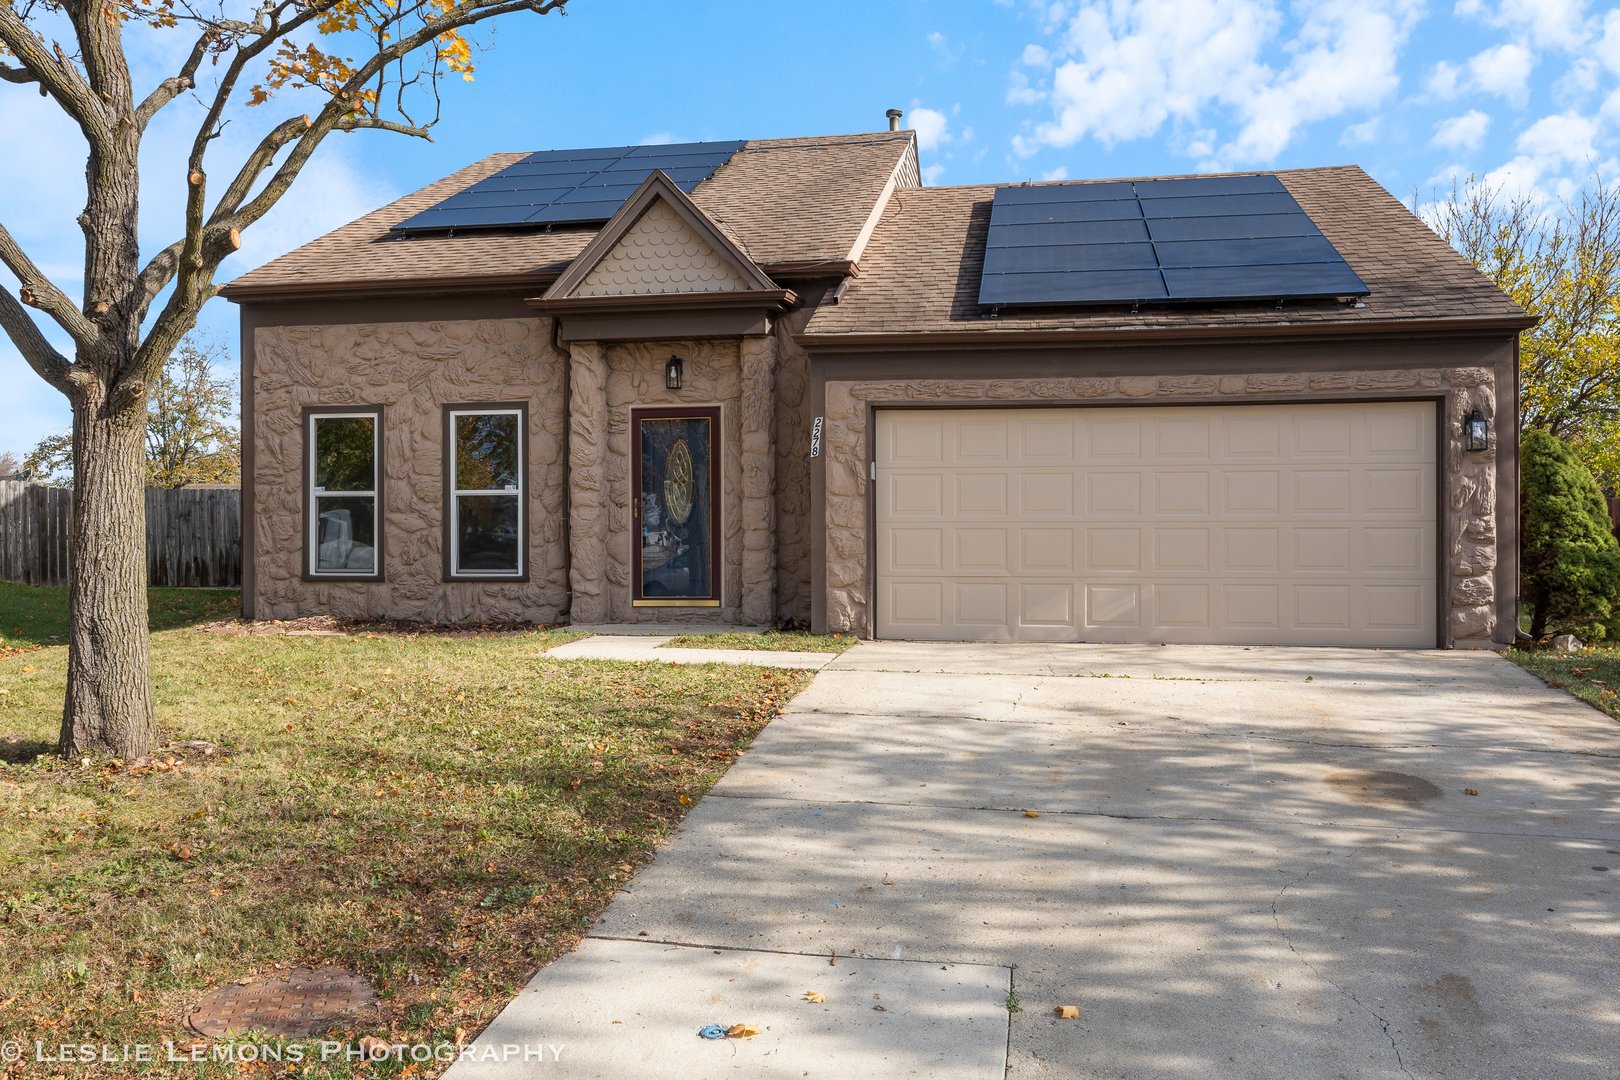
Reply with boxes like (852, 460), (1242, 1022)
(886, 108), (903, 131)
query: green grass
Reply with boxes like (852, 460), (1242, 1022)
(660, 630), (857, 654)
(0, 583), (239, 654)
(0, 606), (811, 1077)
(1509, 644), (1620, 721)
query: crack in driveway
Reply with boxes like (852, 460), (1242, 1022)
(1271, 861), (1415, 1080)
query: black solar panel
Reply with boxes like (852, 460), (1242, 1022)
(392, 139), (747, 233)
(977, 174), (1369, 308)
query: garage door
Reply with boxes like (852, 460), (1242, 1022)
(875, 402), (1437, 647)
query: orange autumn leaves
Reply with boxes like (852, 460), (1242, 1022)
(245, 0), (480, 114)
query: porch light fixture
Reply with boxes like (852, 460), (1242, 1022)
(1462, 408), (1489, 452)
(665, 354), (684, 391)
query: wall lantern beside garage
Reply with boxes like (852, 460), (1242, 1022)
(1462, 408), (1489, 452)
(665, 355), (684, 391)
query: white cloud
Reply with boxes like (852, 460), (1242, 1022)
(1006, 69), (1046, 106)
(1426, 60), (1464, 99)
(1455, 0), (1593, 51)
(1014, 0), (1277, 153)
(1009, 0), (1421, 164)
(639, 132), (684, 145)
(1341, 118), (1382, 147)
(1514, 111), (1598, 165)
(1596, 9), (1620, 75)
(921, 163), (948, 185)
(909, 106), (952, 151)
(1040, 165), (1069, 181)
(1432, 109), (1492, 151)
(1467, 42), (1535, 100)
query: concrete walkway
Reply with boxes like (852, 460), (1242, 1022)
(452, 642), (1620, 1079)
(547, 634), (840, 670)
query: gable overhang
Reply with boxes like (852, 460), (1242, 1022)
(531, 168), (796, 341)
(529, 289), (798, 342)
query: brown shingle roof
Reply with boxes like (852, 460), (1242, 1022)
(804, 165), (1528, 340)
(223, 132), (916, 299)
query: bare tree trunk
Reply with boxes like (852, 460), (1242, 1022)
(58, 381), (154, 760)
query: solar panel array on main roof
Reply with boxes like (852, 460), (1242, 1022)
(977, 174), (1369, 308)
(391, 139), (748, 234)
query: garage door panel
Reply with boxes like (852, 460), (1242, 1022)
(1223, 470), (1282, 514)
(1153, 471), (1212, 514)
(885, 472), (944, 516)
(875, 403), (1437, 646)
(1019, 471), (1076, 515)
(954, 528), (1010, 573)
(1022, 419), (1077, 461)
(1085, 527), (1142, 572)
(1086, 472), (1142, 514)
(1018, 528), (1076, 573)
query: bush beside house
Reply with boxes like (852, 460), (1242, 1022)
(1521, 429), (1620, 640)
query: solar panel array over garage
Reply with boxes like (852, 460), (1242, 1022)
(978, 174), (1370, 307)
(392, 140), (747, 233)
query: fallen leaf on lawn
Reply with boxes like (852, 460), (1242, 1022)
(357, 1035), (393, 1058)
(804, 991), (827, 1004)
(21, 665), (34, 673)
(678, 795), (692, 806)
(1463, 788), (1479, 796)
(453, 1028), (468, 1046)
(726, 1024), (758, 1038)
(1054, 1005), (1080, 1020)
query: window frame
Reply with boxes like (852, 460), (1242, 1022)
(442, 402), (529, 582)
(302, 405), (385, 582)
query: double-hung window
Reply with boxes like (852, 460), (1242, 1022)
(307, 408), (382, 579)
(446, 405), (526, 579)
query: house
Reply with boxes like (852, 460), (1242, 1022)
(224, 122), (1530, 648)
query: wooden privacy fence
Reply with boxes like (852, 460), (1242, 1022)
(0, 479), (241, 588)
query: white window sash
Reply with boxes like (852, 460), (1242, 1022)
(308, 412), (379, 577)
(449, 409), (524, 578)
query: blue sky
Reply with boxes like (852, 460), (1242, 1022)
(3, 0), (1617, 460)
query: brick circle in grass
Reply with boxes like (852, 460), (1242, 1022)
(185, 967), (381, 1039)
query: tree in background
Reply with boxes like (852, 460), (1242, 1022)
(1520, 429), (1620, 640)
(1427, 176), (1620, 486)
(0, 450), (21, 477)
(1, 0), (572, 761)
(26, 338), (240, 488)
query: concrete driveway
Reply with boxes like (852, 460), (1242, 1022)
(453, 643), (1620, 1079)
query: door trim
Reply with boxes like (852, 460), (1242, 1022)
(630, 405), (723, 608)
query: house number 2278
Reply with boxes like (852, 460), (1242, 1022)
(810, 416), (823, 459)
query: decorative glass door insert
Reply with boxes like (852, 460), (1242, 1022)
(632, 407), (721, 606)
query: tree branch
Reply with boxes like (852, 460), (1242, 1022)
(0, 5), (107, 137)
(133, 28), (211, 129)
(0, 61), (42, 87)
(0, 285), (77, 396)
(0, 222), (98, 348)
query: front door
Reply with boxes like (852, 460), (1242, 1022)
(632, 406), (721, 607)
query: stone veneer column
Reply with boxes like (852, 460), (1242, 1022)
(739, 335), (778, 625)
(567, 341), (610, 624)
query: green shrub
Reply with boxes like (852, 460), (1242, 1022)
(1521, 429), (1620, 639)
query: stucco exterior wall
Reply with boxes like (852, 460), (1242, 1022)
(773, 319), (813, 623)
(821, 366), (1501, 646)
(251, 316), (568, 622)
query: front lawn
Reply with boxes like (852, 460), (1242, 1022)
(1509, 644), (1620, 721)
(661, 630), (856, 654)
(0, 597), (810, 1077)
(0, 582), (239, 654)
